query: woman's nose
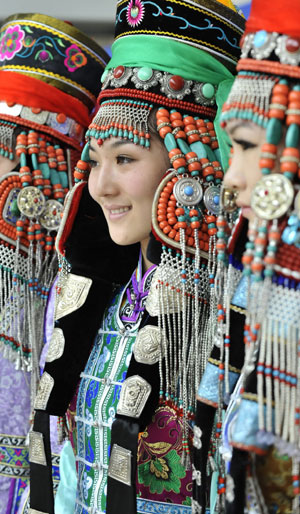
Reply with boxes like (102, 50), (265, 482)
(223, 154), (246, 191)
(90, 164), (117, 198)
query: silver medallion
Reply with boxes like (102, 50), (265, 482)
(108, 444), (131, 486)
(251, 174), (294, 220)
(203, 185), (221, 214)
(39, 199), (63, 231)
(54, 273), (92, 320)
(117, 375), (151, 418)
(29, 431), (47, 466)
(110, 66), (133, 88)
(275, 35), (300, 66)
(192, 82), (216, 106)
(45, 328), (65, 363)
(17, 187), (46, 218)
(173, 177), (203, 206)
(133, 325), (166, 365)
(132, 68), (162, 90)
(20, 106), (49, 125)
(250, 31), (278, 60)
(47, 112), (73, 135)
(145, 265), (182, 317)
(34, 372), (54, 410)
(159, 73), (192, 100)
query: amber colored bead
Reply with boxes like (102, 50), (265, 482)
(286, 114), (300, 125)
(188, 162), (201, 172)
(159, 220), (169, 229)
(260, 158), (275, 169)
(273, 84), (289, 96)
(175, 232), (181, 242)
(272, 94), (288, 106)
(168, 229), (176, 239)
(289, 91), (300, 102)
(177, 221), (187, 228)
(191, 221), (200, 229)
(175, 130), (186, 140)
(208, 228), (217, 236)
(269, 108), (285, 120)
(251, 262), (263, 272)
(187, 133), (200, 143)
(184, 124), (196, 133)
(173, 158), (186, 169)
(281, 161), (298, 173)
(156, 109), (169, 118)
(171, 119), (184, 128)
(175, 207), (185, 216)
(206, 215), (216, 223)
(159, 126), (172, 138)
(169, 148), (181, 158)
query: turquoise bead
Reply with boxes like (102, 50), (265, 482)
(50, 169), (60, 185)
(202, 83), (215, 99)
(81, 142), (90, 162)
(266, 118), (282, 145)
(190, 141), (207, 159)
(137, 67), (153, 81)
(177, 138), (190, 154)
(286, 123), (299, 148)
(164, 132), (177, 152)
(204, 144), (216, 162)
(184, 185), (194, 196)
(60, 171), (68, 189)
(254, 30), (268, 48)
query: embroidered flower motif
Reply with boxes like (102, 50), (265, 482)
(126, 0), (145, 27)
(0, 24), (25, 61)
(23, 35), (36, 48)
(138, 449), (186, 494)
(64, 44), (87, 72)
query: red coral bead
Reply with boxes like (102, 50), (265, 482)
(286, 37), (300, 53)
(169, 75), (184, 91)
(113, 66), (125, 79)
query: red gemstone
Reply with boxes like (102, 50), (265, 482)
(113, 65), (125, 79)
(286, 37), (300, 53)
(169, 75), (184, 91)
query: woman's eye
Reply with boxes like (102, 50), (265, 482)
(233, 138), (257, 151)
(89, 159), (99, 168)
(116, 155), (133, 165)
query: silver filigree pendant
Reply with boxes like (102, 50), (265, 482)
(39, 199), (63, 231)
(203, 185), (220, 215)
(173, 177), (203, 206)
(17, 187), (45, 218)
(251, 174), (294, 220)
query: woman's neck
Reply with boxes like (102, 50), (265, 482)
(140, 237), (154, 273)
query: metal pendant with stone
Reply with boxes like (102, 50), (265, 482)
(173, 177), (203, 206)
(204, 185), (221, 214)
(251, 174), (294, 220)
(132, 67), (162, 90)
(17, 187), (46, 218)
(39, 199), (63, 231)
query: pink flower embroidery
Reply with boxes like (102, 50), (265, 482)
(64, 44), (87, 72)
(0, 24), (25, 61)
(127, 0), (145, 27)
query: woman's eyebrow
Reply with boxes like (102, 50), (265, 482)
(227, 120), (255, 136)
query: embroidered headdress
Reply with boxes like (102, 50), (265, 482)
(0, 13), (108, 382)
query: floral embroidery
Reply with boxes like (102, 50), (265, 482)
(64, 44), (87, 72)
(138, 449), (186, 494)
(127, 0), (145, 27)
(0, 24), (25, 61)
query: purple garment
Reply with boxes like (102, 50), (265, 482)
(0, 353), (31, 513)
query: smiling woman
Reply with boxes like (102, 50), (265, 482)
(88, 134), (169, 261)
(28, 1), (245, 514)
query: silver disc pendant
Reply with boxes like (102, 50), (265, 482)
(251, 174), (294, 220)
(17, 187), (45, 218)
(204, 185), (221, 214)
(173, 177), (203, 206)
(40, 199), (63, 231)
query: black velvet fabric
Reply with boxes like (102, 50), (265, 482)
(226, 448), (249, 514)
(107, 419), (140, 514)
(44, 185), (140, 416)
(30, 410), (54, 514)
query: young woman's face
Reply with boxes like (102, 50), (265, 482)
(88, 136), (169, 247)
(224, 120), (267, 222)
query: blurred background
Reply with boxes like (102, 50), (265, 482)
(0, 0), (251, 54)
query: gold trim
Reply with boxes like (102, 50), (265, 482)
(230, 304), (247, 315)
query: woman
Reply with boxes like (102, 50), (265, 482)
(0, 13), (108, 512)
(195, 0), (300, 512)
(29, 1), (245, 513)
